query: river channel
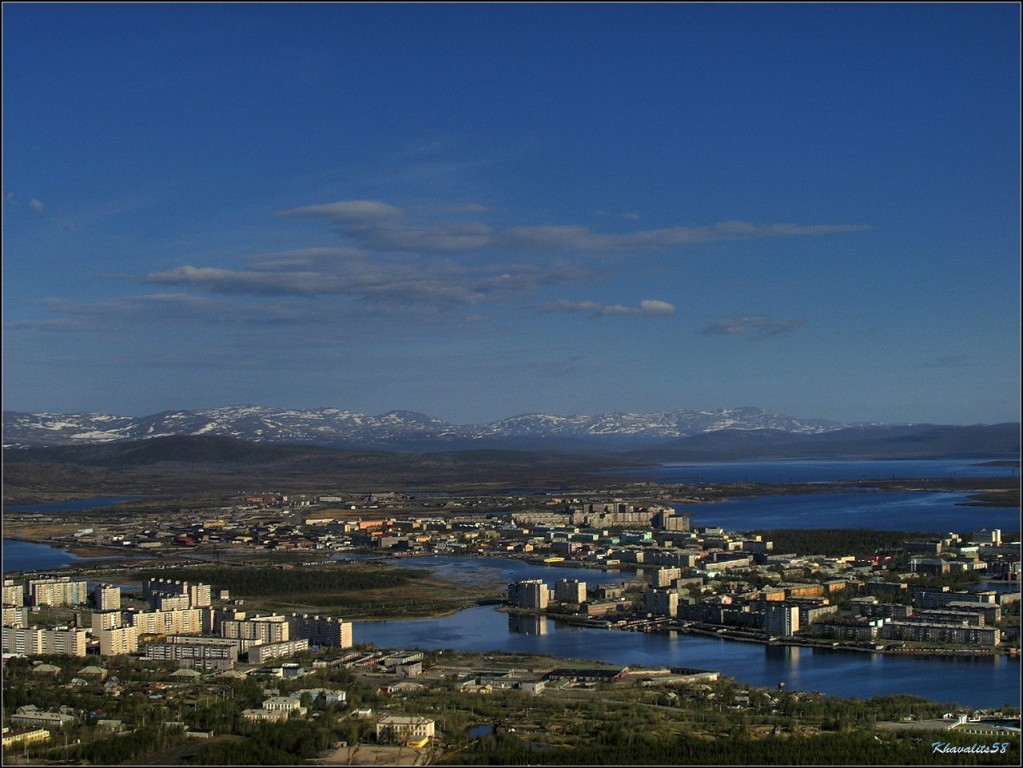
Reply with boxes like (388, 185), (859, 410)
(353, 557), (1019, 710)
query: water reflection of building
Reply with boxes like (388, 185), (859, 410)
(508, 613), (547, 635)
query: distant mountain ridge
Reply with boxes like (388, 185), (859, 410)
(2, 405), (850, 449)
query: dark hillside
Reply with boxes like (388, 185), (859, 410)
(636, 423), (1020, 461)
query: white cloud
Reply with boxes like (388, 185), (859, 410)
(502, 221), (870, 254)
(275, 198), (868, 257)
(29, 198), (45, 212)
(543, 299), (676, 317)
(278, 199), (404, 224)
(143, 258), (593, 309)
(638, 299), (676, 315)
(701, 314), (804, 339)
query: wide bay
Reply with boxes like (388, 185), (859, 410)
(1, 539), (106, 572)
(609, 457), (1019, 484)
(354, 604), (1019, 710)
(677, 491), (1020, 533)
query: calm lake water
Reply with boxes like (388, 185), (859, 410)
(611, 458), (1019, 484)
(1, 539), (107, 572)
(4, 496), (144, 513)
(678, 491), (1020, 534)
(354, 604), (1019, 709)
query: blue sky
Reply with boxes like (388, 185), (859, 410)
(3, 3), (1020, 426)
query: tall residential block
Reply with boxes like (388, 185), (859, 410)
(644, 588), (679, 617)
(2, 579), (25, 607)
(286, 614), (353, 648)
(764, 604), (800, 638)
(508, 580), (550, 610)
(221, 615), (289, 644)
(2, 606), (30, 628)
(27, 578), (89, 607)
(553, 579), (587, 604)
(2, 626), (88, 656)
(92, 584), (121, 611)
(97, 625), (139, 656)
(653, 567), (682, 588)
(91, 610), (124, 633)
(143, 579), (212, 608)
(131, 608), (204, 636)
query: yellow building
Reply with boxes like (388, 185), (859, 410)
(375, 716), (435, 744)
(2, 726), (51, 749)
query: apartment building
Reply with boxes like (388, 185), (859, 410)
(553, 579), (587, 604)
(2, 606), (29, 628)
(880, 621), (1000, 646)
(142, 579), (212, 608)
(131, 608), (204, 636)
(2, 626), (88, 656)
(653, 567), (682, 588)
(27, 578), (89, 608)
(154, 595), (191, 612)
(809, 616), (884, 642)
(248, 638), (310, 664)
(644, 588), (679, 618)
(913, 609), (986, 627)
(764, 604), (800, 638)
(221, 615), (289, 644)
(285, 614), (353, 648)
(96, 625), (139, 656)
(508, 580), (550, 610)
(2, 579), (25, 607)
(144, 636), (239, 669)
(92, 584), (121, 611)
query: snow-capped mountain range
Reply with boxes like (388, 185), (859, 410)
(2, 406), (849, 449)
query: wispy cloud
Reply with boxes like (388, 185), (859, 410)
(701, 314), (804, 339)
(278, 199), (404, 224)
(26, 197), (864, 336)
(543, 299), (676, 317)
(277, 198), (869, 256)
(144, 258), (594, 309)
(501, 221), (870, 254)
(29, 198), (45, 212)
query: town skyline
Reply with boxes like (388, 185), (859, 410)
(3, 3), (1020, 427)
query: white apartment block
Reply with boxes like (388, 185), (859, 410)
(286, 614), (353, 648)
(248, 638), (310, 664)
(131, 608), (204, 636)
(91, 610), (124, 633)
(2, 606), (30, 628)
(92, 584), (121, 611)
(143, 579), (212, 608)
(221, 615), (289, 644)
(27, 578), (89, 608)
(2, 579), (25, 607)
(508, 580), (550, 610)
(97, 625), (139, 656)
(2, 626), (88, 657)
(155, 595), (191, 612)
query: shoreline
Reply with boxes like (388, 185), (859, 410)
(675, 623), (1011, 659)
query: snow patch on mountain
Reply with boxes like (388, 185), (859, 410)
(2, 406), (848, 449)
